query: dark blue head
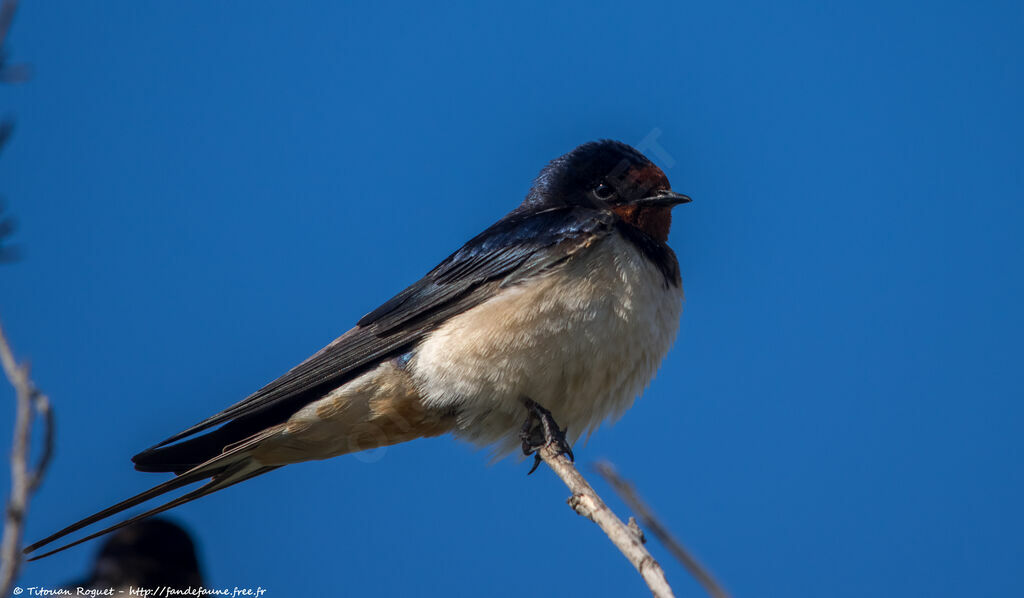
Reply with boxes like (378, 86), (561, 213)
(524, 140), (690, 242)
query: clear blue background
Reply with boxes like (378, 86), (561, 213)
(2, 1), (1022, 596)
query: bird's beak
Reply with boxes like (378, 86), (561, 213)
(634, 190), (692, 208)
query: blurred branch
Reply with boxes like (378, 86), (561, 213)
(1, 3), (47, 593)
(0, 119), (11, 152)
(595, 461), (729, 598)
(0, 199), (17, 262)
(0, 119), (15, 262)
(0, 0), (29, 84)
(0, 0), (15, 49)
(539, 447), (676, 597)
(0, 0), (25, 264)
(0, 319), (54, 597)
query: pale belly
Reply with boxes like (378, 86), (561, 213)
(409, 234), (684, 455)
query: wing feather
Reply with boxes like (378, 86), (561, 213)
(136, 206), (614, 459)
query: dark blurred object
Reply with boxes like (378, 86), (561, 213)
(63, 518), (205, 590)
(0, 0), (30, 83)
(0, 0), (23, 264)
(0, 119), (12, 152)
(0, 198), (15, 262)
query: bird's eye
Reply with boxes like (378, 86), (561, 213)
(592, 183), (615, 201)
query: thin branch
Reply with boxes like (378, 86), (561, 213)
(538, 446), (676, 597)
(0, 318), (55, 597)
(595, 461), (730, 598)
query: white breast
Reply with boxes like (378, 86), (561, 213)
(409, 233), (683, 455)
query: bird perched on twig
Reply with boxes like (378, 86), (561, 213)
(26, 139), (691, 559)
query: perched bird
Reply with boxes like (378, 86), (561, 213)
(61, 519), (204, 590)
(26, 139), (691, 559)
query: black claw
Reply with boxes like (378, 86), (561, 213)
(519, 398), (574, 474)
(527, 454), (543, 475)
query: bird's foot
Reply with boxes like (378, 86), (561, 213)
(519, 398), (574, 475)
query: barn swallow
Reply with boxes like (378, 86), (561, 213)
(26, 139), (691, 559)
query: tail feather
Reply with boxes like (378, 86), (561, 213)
(26, 464), (277, 561)
(132, 416), (278, 474)
(23, 471), (205, 554)
(25, 428), (281, 559)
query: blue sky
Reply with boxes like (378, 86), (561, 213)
(1, 1), (1021, 596)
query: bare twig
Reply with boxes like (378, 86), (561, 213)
(539, 446), (676, 597)
(0, 319), (55, 596)
(596, 461), (730, 598)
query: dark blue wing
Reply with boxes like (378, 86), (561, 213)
(358, 206), (613, 331)
(133, 205), (614, 470)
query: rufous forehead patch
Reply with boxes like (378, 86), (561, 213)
(627, 163), (670, 192)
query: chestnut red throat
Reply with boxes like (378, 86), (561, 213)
(612, 204), (672, 243)
(613, 163), (674, 242)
